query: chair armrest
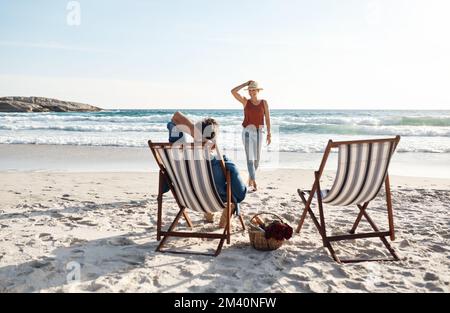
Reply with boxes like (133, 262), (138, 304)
(226, 168), (232, 204)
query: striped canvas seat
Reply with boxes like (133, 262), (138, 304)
(153, 144), (225, 214)
(323, 141), (397, 206)
(295, 136), (401, 263)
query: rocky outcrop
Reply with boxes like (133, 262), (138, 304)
(0, 97), (102, 112)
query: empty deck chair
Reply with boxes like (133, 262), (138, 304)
(296, 136), (401, 263)
(148, 141), (245, 256)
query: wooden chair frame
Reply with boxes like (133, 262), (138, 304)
(148, 141), (245, 257)
(296, 137), (401, 263)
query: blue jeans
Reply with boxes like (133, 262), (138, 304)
(242, 127), (263, 180)
(210, 155), (247, 214)
(162, 121), (247, 214)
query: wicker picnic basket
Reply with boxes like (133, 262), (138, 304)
(248, 212), (285, 251)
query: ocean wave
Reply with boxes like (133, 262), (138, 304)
(268, 115), (450, 127)
(2, 111), (450, 128)
(0, 124), (167, 132)
(2, 136), (450, 153)
(2, 122), (449, 137)
(1, 110), (450, 153)
(275, 145), (450, 153)
(274, 124), (450, 137)
(3, 111), (450, 126)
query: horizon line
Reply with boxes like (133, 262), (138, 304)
(100, 107), (450, 111)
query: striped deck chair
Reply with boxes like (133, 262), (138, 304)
(148, 141), (245, 256)
(296, 136), (401, 263)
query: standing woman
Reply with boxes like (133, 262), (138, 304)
(231, 80), (271, 191)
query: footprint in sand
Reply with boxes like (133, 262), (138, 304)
(29, 259), (53, 269)
(179, 268), (194, 277)
(399, 239), (411, 248)
(67, 216), (83, 221)
(83, 281), (108, 292)
(119, 254), (145, 266)
(68, 237), (88, 246)
(344, 280), (368, 291)
(152, 276), (161, 287)
(107, 237), (135, 246)
(76, 219), (98, 226)
(424, 272), (439, 281)
(38, 233), (53, 241)
(430, 244), (448, 253)
(425, 282), (444, 292)
(70, 248), (85, 258)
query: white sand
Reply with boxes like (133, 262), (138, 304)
(0, 168), (449, 293)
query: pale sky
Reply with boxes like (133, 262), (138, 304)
(0, 0), (449, 109)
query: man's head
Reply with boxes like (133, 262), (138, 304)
(200, 117), (219, 142)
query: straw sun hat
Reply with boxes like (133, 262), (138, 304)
(245, 81), (264, 91)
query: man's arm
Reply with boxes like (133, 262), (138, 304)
(171, 111), (195, 137)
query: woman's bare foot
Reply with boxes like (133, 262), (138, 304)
(246, 179), (257, 192)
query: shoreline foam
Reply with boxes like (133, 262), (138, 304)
(1, 143), (450, 179)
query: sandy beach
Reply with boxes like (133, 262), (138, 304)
(1, 145), (449, 293)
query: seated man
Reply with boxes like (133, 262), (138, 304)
(164, 111), (247, 227)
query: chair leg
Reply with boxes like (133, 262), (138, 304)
(297, 195), (400, 263)
(297, 189), (324, 237)
(349, 202), (368, 234)
(385, 175), (395, 241)
(298, 188), (341, 262)
(315, 173), (328, 247)
(226, 170), (232, 244)
(325, 241), (341, 264)
(296, 183), (318, 233)
(238, 214), (246, 231)
(226, 204), (231, 244)
(215, 222), (230, 256)
(182, 211), (194, 228)
(357, 205), (400, 261)
(156, 171), (164, 241)
(156, 207), (185, 252)
(214, 237), (226, 256)
(157, 208), (229, 257)
(327, 204), (400, 263)
(156, 194), (163, 241)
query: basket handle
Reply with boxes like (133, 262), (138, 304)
(250, 212), (284, 225)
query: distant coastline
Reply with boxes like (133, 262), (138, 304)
(0, 96), (102, 112)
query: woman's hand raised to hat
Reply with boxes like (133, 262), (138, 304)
(247, 80), (255, 86)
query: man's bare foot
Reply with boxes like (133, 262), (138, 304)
(219, 203), (235, 228)
(204, 212), (214, 223)
(252, 180), (258, 191)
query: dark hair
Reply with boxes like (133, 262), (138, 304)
(201, 118), (218, 140)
